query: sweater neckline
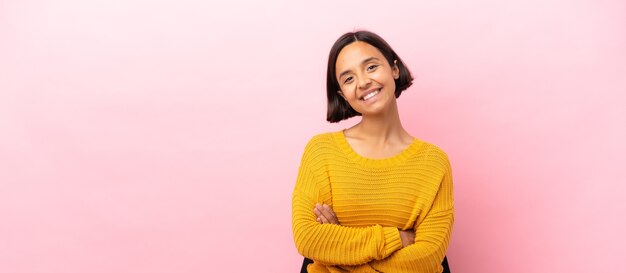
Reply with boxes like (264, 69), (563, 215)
(332, 130), (423, 168)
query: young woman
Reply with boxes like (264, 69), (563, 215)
(292, 30), (454, 273)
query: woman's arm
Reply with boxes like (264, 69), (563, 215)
(314, 204), (415, 248)
(292, 164), (404, 266)
(312, 157), (454, 273)
(369, 161), (455, 273)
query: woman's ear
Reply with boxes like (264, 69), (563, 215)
(392, 60), (400, 79)
(337, 90), (347, 100)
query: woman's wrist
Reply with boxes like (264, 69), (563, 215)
(398, 229), (415, 248)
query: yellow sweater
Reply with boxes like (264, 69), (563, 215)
(292, 131), (454, 273)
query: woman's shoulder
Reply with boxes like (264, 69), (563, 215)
(413, 138), (452, 169)
(298, 131), (341, 163)
(304, 131), (341, 148)
(419, 140), (449, 157)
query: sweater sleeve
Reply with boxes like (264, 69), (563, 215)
(291, 142), (403, 266)
(368, 154), (455, 273)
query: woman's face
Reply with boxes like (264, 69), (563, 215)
(335, 41), (400, 116)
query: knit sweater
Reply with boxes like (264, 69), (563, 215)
(292, 131), (454, 273)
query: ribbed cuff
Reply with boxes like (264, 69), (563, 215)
(380, 227), (403, 259)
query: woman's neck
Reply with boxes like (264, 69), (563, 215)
(347, 102), (412, 145)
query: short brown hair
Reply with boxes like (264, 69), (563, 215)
(326, 30), (414, 123)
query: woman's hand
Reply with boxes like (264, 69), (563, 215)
(313, 203), (339, 225)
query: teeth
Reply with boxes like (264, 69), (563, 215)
(363, 90), (380, 101)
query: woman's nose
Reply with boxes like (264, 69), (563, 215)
(358, 75), (372, 89)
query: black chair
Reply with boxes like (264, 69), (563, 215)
(300, 256), (450, 273)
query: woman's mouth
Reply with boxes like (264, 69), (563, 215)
(361, 89), (380, 101)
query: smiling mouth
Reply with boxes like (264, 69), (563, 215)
(361, 89), (381, 101)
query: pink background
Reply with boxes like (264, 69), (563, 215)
(1, 0), (625, 272)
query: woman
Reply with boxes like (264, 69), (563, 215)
(292, 30), (454, 273)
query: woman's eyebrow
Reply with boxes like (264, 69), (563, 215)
(338, 57), (381, 79)
(361, 57), (380, 65)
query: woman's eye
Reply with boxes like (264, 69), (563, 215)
(367, 64), (379, 71)
(344, 76), (353, 84)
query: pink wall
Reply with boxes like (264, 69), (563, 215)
(1, 0), (625, 272)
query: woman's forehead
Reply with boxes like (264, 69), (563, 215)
(336, 41), (385, 69)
